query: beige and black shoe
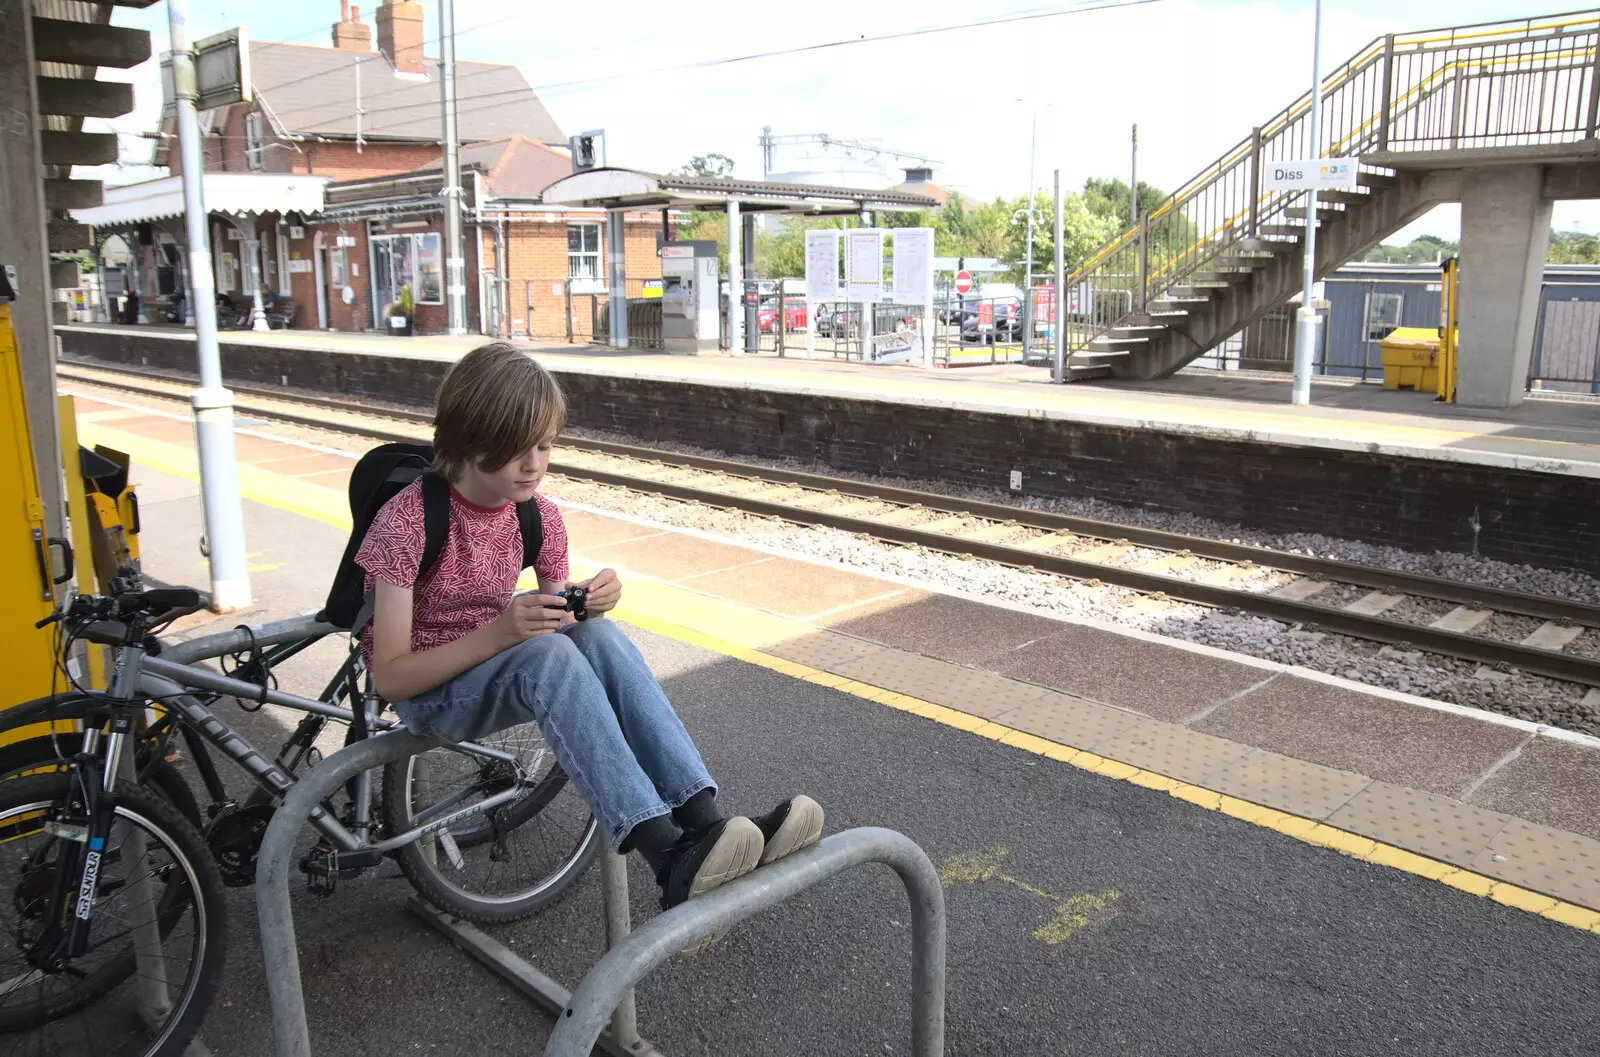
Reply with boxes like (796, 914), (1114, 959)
(752, 795), (825, 866)
(658, 815), (765, 955)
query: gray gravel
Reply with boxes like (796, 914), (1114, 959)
(545, 473), (1600, 738)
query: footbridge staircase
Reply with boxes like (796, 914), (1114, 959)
(1058, 9), (1600, 381)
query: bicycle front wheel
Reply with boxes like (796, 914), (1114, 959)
(382, 721), (599, 924)
(0, 774), (226, 1057)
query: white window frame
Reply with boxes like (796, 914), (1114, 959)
(1365, 291), (1403, 341)
(567, 222), (603, 284)
(244, 111), (266, 171)
(369, 231), (444, 307)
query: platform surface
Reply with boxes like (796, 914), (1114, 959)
(59, 323), (1600, 478)
(55, 380), (1600, 1056)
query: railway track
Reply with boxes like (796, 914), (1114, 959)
(60, 360), (1600, 688)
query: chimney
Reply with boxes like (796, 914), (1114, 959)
(375, 0), (426, 76)
(332, 1), (372, 52)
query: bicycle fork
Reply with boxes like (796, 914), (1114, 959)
(49, 642), (178, 1027)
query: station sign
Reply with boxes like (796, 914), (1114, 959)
(1264, 158), (1357, 191)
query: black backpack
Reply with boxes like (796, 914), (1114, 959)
(321, 442), (544, 630)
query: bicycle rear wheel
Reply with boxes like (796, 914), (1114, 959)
(382, 721), (599, 924)
(0, 775), (225, 1057)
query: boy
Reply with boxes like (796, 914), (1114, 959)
(357, 343), (823, 912)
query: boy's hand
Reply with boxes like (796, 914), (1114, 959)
(576, 569), (622, 616)
(494, 593), (566, 645)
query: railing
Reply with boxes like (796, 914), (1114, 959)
(1061, 9), (1600, 371)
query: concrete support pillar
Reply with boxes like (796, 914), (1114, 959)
(1457, 165), (1551, 409)
(0, 0), (65, 537)
(726, 200), (741, 354)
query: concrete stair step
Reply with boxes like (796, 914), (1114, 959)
(1147, 297), (1210, 311)
(1260, 223), (1319, 238)
(1238, 237), (1300, 254)
(1075, 348), (1133, 360)
(1121, 311), (1190, 325)
(1284, 204), (1344, 220)
(1212, 255), (1276, 270)
(1064, 364), (1113, 381)
(1357, 171), (1398, 189)
(1088, 335), (1147, 350)
(1320, 189), (1372, 207)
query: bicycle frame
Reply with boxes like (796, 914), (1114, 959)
(111, 614), (534, 865)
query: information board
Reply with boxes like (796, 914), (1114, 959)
(846, 232), (883, 303)
(805, 231), (841, 301)
(891, 228), (933, 305)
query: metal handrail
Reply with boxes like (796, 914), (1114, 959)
(255, 730), (948, 1057)
(1061, 8), (1600, 373)
(544, 828), (946, 1057)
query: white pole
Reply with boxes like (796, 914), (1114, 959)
(606, 210), (627, 347)
(727, 200), (742, 354)
(1022, 106), (1037, 361)
(439, 0), (467, 336)
(1291, 0), (1324, 405)
(1053, 169), (1065, 383)
(168, 0), (251, 611)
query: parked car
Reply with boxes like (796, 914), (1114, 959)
(960, 298), (1023, 344)
(759, 297), (808, 332)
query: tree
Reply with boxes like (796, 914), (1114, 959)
(672, 153), (735, 179)
(1082, 177), (1163, 228)
(1548, 229), (1600, 264)
(1358, 235), (1458, 264)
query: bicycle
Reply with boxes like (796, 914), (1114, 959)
(0, 578), (600, 1057)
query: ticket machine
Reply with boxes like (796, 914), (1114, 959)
(660, 239), (719, 355)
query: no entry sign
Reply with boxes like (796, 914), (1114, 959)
(954, 270), (973, 295)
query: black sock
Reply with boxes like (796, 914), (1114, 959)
(624, 815), (681, 877)
(673, 789), (723, 833)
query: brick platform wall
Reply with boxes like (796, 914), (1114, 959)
(57, 328), (1600, 575)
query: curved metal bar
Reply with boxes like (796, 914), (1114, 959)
(544, 826), (946, 1057)
(255, 729), (440, 1057)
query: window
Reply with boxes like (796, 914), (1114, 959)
(568, 222), (602, 282)
(1365, 291), (1403, 341)
(245, 111), (265, 171)
(369, 231), (443, 313)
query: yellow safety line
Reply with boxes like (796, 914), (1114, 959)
(613, 609), (1600, 936)
(73, 408), (1600, 930)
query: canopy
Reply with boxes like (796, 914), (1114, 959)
(71, 173), (329, 227)
(540, 168), (938, 216)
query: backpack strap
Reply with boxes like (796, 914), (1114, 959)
(417, 472), (452, 586)
(516, 497), (545, 575)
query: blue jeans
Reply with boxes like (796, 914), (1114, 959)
(393, 620), (716, 851)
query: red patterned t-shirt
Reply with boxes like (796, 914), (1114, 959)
(354, 479), (569, 659)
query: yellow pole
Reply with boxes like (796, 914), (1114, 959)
(57, 396), (107, 688)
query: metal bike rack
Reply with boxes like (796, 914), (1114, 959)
(256, 730), (947, 1057)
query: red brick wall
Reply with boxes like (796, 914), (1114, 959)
(489, 211), (663, 342)
(294, 140), (444, 181)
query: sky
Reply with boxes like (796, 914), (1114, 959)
(82, 0), (1596, 242)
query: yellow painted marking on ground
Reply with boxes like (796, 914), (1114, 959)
(91, 411), (1600, 932)
(1035, 891), (1123, 945)
(938, 844), (1122, 945)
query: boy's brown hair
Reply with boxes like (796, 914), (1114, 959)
(433, 342), (566, 482)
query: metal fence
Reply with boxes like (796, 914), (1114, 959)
(500, 277), (664, 348)
(1060, 9), (1600, 370)
(1181, 274), (1600, 396)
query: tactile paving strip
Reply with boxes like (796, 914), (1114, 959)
(831, 651), (1052, 719)
(1472, 819), (1600, 910)
(1209, 749), (1373, 820)
(1100, 720), (1254, 787)
(762, 631), (889, 671)
(995, 692), (1145, 751)
(1325, 782), (1514, 868)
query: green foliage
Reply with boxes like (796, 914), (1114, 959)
(672, 154), (736, 179)
(1358, 234), (1458, 264)
(386, 283), (415, 319)
(1547, 229), (1600, 264)
(1082, 177), (1164, 226)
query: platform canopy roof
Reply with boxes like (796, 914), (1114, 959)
(71, 173), (329, 228)
(540, 168), (939, 215)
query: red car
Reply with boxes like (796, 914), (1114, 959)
(758, 297), (808, 333)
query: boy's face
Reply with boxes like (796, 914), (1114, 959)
(471, 434), (555, 504)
